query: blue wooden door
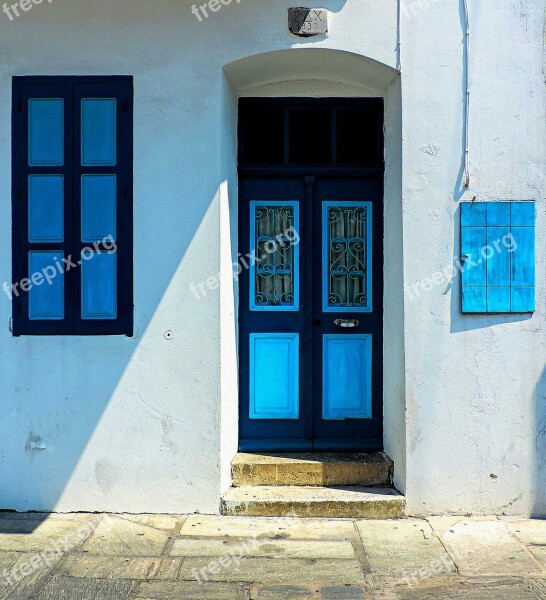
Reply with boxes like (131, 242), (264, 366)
(239, 176), (383, 451)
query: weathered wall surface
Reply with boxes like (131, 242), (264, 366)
(0, 0), (400, 513)
(0, 0), (543, 515)
(401, 0), (546, 515)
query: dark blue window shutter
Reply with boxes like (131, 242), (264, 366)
(12, 77), (133, 336)
(460, 201), (535, 314)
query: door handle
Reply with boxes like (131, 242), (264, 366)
(334, 319), (360, 328)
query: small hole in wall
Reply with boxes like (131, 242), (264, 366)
(489, 473), (498, 480)
(164, 330), (174, 340)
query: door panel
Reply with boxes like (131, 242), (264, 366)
(311, 177), (383, 450)
(239, 178), (311, 450)
(250, 333), (299, 420)
(322, 334), (372, 420)
(239, 176), (383, 451)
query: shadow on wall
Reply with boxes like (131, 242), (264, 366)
(0, 161), (221, 521)
(534, 367), (546, 517)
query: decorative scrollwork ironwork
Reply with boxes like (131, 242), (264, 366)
(327, 206), (368, 309)
(254, 205), (295, 307)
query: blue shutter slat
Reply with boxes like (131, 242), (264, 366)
(487, 202), (510, 226)
(461, 202), (486, 226)
(511, 202), (535, 226)
(487, 287), (511, 312)
(486, 226), (510, 287)
(461, 226), (486, 287)
(511, 287), (535, 313)
(462, 287), (487, 313)
(511, 227), (535, 288)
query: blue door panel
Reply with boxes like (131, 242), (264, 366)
(250, 333), (299, 419)
(323, 334), (372, 420)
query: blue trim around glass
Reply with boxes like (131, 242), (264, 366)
(249, 333), (299, 420)
(249, 200), (300, 311)
(322, 334), (372, 420)
(322, 201), (373, 313)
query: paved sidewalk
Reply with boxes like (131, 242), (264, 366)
(0, 513), (545, 599)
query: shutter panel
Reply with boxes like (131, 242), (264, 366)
(460, 201), (535, 314)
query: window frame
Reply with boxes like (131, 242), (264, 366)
(12, 76), (133, 336)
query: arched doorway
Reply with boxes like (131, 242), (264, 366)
(221, 50), (404, 481)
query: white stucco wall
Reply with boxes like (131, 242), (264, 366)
(0, 0), (543, 516)
(402, 0), (546, 516)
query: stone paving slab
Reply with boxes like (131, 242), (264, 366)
(171, 537), (355, 559)
(34, 576), (135, 600)
(131, 580), (248, 599)
(249, 584), (318, 599)
(0, 548), (69, 600)
(0, 513), (99, 552)
(356, 519), (455, 579)
(178, 557), (366, 585)
(119, 515), (184, 532)
(385, 576), (546, 600)
(82, 515), (171, 556)
(428, 517), (542, 577)
(530, 545), (546, 567)
(180, 515), (355, 540)
(501, 517), (546, 546)
(249, 584), (369, 599)
(58, 555), (182, 580)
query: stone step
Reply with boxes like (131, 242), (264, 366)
(221, 485), (405, 519)
(231, 452), (393, 487)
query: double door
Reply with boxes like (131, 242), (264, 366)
(238, 175), (383, 451)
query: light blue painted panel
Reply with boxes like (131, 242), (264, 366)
(461, 202), (486, 226)
(487, 287), (511, 312)
(486, 227), (510, 287)
(81, 99), (117, 166)
(461, 201), (535, 314)
(486, 203), (510, 226)
(322, 201), (373, 313)
(511, 287), (535, 313)
(462, 287), (487, 312)
(323, 334), (372, 420)
(250, 201), (299, 311)
(511, 227), (535, 287)
(461, 226), (486, 287)
(81, 175), (117, 242)
(28, 99), (64, 166)
(28, 175), (64, 242)
(81, 252), (117, 319)
(511, 202), (535, 226)
(250, 333), (299, 419)
(28, 251), (64, 320)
